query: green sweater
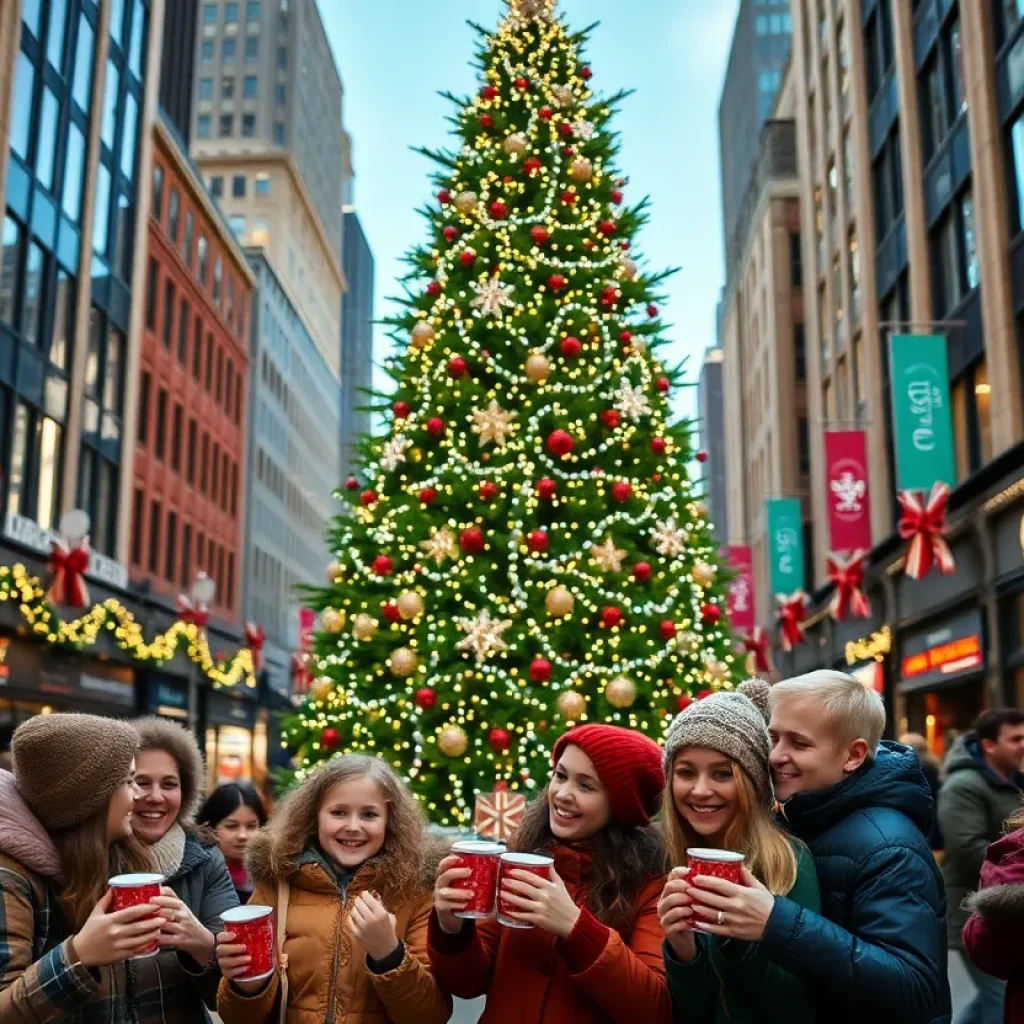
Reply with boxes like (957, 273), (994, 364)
(665, 842), (819, 1024)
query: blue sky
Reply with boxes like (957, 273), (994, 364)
(321, 0), (740, 420)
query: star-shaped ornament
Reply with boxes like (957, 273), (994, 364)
(614, 381), (652, 422)
(470, 276), (516, 318)
(512, 0), (555, 21)
(651, 519), (688, 558)
(455, 610), (514, 664)
(380, 434), (411, 472)
(590, 538), (627, 573)
(552, 84), (574, 108)
(472, 400), (517, 446)
(420, 528), (458, 566)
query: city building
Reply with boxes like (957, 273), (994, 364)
(719, 0), (793, 263)
(775, 0), (1024, 750)
(340, 207), (374, 481)
(720, 65), (809, 625)
(189, 0), (346, 376)
(158, 0), (198, 142)
(696, 347), (729, 541)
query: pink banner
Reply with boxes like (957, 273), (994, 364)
(824, 430), (873, 553)
(723, 546), (755, 633)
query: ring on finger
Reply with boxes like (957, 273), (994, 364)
(717, 910), (726, 925)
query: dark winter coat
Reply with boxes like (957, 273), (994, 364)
(938, 735), (1024, 946)
(962, 827), (1024, 1024)
(760, 742), (951, 1024)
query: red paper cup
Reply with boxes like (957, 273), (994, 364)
(221, 905), (276, 982)
(109, 873), (164, 959)
(686, 848), (745, 886)
(497, 852), (554, 929)
(452, 841), (505, 920)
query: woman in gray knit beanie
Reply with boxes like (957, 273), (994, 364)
(657, 681), (820, 1023)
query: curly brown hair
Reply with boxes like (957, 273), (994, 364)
(256, 755), (438, 902)
(510, 787), (664, 933)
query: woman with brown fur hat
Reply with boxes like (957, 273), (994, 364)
(128, 716), (239, 1019)
(215, 754), (452, 1024)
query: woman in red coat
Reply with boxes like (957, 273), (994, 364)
(429, 724), (671, 1023)
(962, 808), (1024, 1024)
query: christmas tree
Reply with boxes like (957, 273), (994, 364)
(284, 0), (735, 826)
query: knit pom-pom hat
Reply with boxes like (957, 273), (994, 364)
(551, 724), (665, 828)
(12, 713), (139, 832)
(662, 679), (773, 801)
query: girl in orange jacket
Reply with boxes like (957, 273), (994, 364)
(429, 724), (672, 1024)
(215, 755), (451, 1024)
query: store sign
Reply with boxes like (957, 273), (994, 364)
(722, 546), (755, 632)
(888, 335), (956, 492)
(766, 498), (804, 596)
(0, 639), (134, 706)
(900, 610), (984, 691)
(824, 430), (873, 552)
(3, 512), (129, 590)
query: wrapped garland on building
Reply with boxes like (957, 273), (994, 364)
(285, 0), (735, 826)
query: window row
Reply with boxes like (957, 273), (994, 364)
(197, 75), (286, 104)
(200, 38), (288, 69)
(203, 1), (263, 25)
(754, 12), (791, 34)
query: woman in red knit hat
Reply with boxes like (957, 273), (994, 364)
(429, 723), (671, 1023)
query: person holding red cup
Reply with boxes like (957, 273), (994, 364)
(430, 723), (672, 1023)
(657, 680), (818, 1023)
(0, 713), (171, 1022)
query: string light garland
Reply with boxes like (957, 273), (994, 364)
(0, 563), (257, 687)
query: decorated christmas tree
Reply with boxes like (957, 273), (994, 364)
(284, 0), (735, 827)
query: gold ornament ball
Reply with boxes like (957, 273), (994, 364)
(632, 338), (648, 355)
(707, 659), (730, 682)
(569, 157), (593, 183)
(605, 675), (637, 709)
(311, 678), (333, 703)
(557, 690), (587, 720)
(454, 191), (478, 215)
(410, 321), (436, 349)
(325, 560), (342, 583)
(390, 647), (418, 677)
(525, 353), (551, 383)
(504, 132), (528, 156)
(621, 257), (639, 280)
(546, 586), (574, 618)
(438, 724), (468, 758)
(692, 561), (717, 588)
(397, 591), (424, 620)
(352, 613), (378, 641)
(322, 608), (345, 633)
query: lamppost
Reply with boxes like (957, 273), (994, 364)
(184, 571), (216, 732)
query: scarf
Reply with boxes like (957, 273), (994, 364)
(148, 821), (187, 879)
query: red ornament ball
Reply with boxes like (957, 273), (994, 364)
(698, 689), (714, 701)
(647, 304), (659, 318)
(701, 604), (722, 625)
(488, 727), (512, 754)
(514, 76), (529, 90)
(656, 377), (670, 393)
(633, 561), (652, 583)
(531, 226), (550, 245)
(447, 356), (468, 378)
(599, 219), (617, 237)
(660, 620), (677, 641)
(560, 336), (582, 358)
(611, 190), (624, 205)
(651, 437), (667, 455)
(548, 274), (568, 292)
(443, 226), (458, 243)
(490, 201), (508, 220)
(600, 409), (621, 429)
(539, 106), (553, 120)
(460, 249), (477, 267)
(600, 286), (619, 307)
(529, 658), (552, 683)
(610, 481), (632, 503)
(547, 430), (574, 457)
(558, 121), (573, 138)
(426, 417), (445, 436)
(344, 477), (359, 491)
(361, 490), (378, 508)
(619, 329), (633, 343)
(460, 526), (485, 554)
(437, 189), (452, 205)
(536, 477), (557, 500)
(414, 687), (437, 710)
(481, 85), (498, 100)
(419, 487), (437, 505)
(372, 555), (393, 576)
(581, 66), (593, 80)
(524, 157), (542, 176)
(479, 113), (493, 128)
(392, 401), (411, 419)
(382, 602), (401, 623)
(696, 449), (709, 463)
(321, 727), (340, 750)
(426, 281), (442, 296)
(560, 190), (577, 205)
(600, 606), (623, 629)
(527, 530), (549, 554)
(479, 480), (499, 502)
(676, 695), (693, 712)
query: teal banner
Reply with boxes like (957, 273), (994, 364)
(766, 498), (804, 596)
(889, 334), (956, 491)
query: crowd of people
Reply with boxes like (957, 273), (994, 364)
(0, 670), (1020, 1024)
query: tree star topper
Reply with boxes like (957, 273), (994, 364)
(455, 610), (514, 664)
(590, 538), (627, 573)
(470, 277), (516, 318)
(651, 519), (688, 558)
(472, 400), (517, 446)
(420, 527), (458, 566)
(510, 0), (556, 22)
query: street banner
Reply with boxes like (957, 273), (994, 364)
(722, 546), (755, 632)
(824, 430), (873, 552)
(766, 498), (804, 596)
(889, 334), (956, 491)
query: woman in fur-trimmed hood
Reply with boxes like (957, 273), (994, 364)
(216, 754), (452, 1024)
(962, 808), (1024, 1024)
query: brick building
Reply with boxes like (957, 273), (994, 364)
(130, 109), (254, 619)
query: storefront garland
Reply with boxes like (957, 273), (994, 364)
(0, 563), (256, 689)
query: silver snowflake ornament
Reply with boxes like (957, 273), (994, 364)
(573, 119), (596, 140)
(651, 519), (688, 558)
(455, 610), (514, 664)
(614, 381), (652, 422)
(380, 434), (411, 472)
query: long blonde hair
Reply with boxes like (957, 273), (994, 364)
(662, 756), (799, 896)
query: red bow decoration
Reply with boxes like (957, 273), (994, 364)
(47, 541), (91, 608)
(898, 483), (955, 580)
(176, 594), (210, 628)
(291, 651), (311, 695)
(742, 627), (775, 674)
(827, 550), (871, 621)
(777, 592), (807, 652)
(244, 622), (266, 672)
